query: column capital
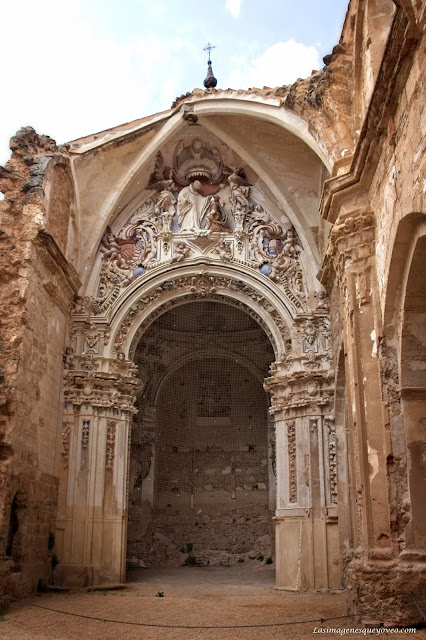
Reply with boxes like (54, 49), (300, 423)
(319, 210), (376, 287)
(63, 366), (140, 417)
(265, 368), (334, 418)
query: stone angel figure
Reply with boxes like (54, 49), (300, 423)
(171, 241), (192, 262)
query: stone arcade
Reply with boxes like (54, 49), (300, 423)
(0, 0), (425, 627)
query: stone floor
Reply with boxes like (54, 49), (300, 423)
(1, 566), (425, 639)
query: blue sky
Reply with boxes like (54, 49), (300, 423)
(0, 0), (348, 165)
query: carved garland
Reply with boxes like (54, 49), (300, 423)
(82, 421), (90, 448)
(106, 421), (116, 470)
(326, 419), (337, 504)
(287, 420), (297, 503)
(61, 423), (71, 465)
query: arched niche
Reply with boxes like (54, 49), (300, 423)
(400, 233), (426, 551)
(382, 213), (426, 555)
(127, 300), (276, 571)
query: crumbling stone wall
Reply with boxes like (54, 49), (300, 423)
(0, 128), (79, 608)
(319, 2), (426, 626)
(0, 0), (425, 626)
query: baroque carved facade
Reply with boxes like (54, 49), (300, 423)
(0, 0), (425, 626)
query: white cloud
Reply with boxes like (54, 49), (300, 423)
(225, 40), (321, 90)
(0, 4), (322, 167)
(0, 0), (193, 165)
(225, 0), (243, 19)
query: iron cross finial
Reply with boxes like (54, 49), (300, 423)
(203, 42), (216, 63)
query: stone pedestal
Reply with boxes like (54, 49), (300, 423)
(55, 364), (138, 587)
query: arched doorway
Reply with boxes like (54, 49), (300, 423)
(127, 301), (275, 572)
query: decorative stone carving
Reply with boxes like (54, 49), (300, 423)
(106, 421), (116, 470)
(177, 180), (211, 231)
(250, 221), (284, 263)
(228, 168), (251, 213)
(154, 185), (176, 221)
(173, 137), (224, 184)
(72, 295), (91, 315)
(301, 320), (318, 352)
(81, 350), (98, 371)
(213, 240), (233, 262)
(114, 273), (293, 357)
(112, 352), (139, 380)
(356, 271), (369, 305)
(63, 367), (139, 415)
(246, 217), (306, 308)
(287, 421), (297, 503)
(100, 220), (158, 280)
(171, 241), (192, 263)
(265, 370), (334, 415)
(268, 415), (276, 478)
(84, 322), (100, 353)
(63, 347), (75, 370)
(205, 195), (228, 232)
(61, 423), (71, 464)
(88, 139), (312, 317)
(315, 290), (329, 311)
(320, 210), (375, 287)
(82, 421), (90, 448)
(326, 419), (337, 504)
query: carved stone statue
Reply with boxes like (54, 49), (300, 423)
(282, 228), (300, 258)
(214, 240), (232, 262)
(228, 169), (250, 211)
(268, 253), (291, 282)
(154, 182), (176, 220)
(100, 231), (126, 267)
(63, 346), (75, 370)
(315, 290), (329, 311)
(177, 180), (209, 231)
(205, 195), (228, 232)
(171, 241), (191, 263)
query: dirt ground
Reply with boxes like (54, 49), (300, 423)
(1, 566), (425, 640)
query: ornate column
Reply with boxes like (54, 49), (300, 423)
(265, 308), (340, 590)
(320, 211), (395, 616)
(55, 323), (139, 587)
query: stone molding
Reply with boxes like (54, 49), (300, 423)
(319, 210), (375, 289)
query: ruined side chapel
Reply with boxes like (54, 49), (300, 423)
(0, 0), (425, 627)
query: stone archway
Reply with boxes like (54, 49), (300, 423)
(54, 114), (339, 589)
(55, 258), (339, 589)
(127, 300), (276, 572)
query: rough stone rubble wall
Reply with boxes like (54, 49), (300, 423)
(0, 128), (79, 608)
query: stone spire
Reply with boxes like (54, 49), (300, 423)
(203, 42), (217, 89)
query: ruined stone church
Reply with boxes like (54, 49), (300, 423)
(0, 0), (425, 627)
